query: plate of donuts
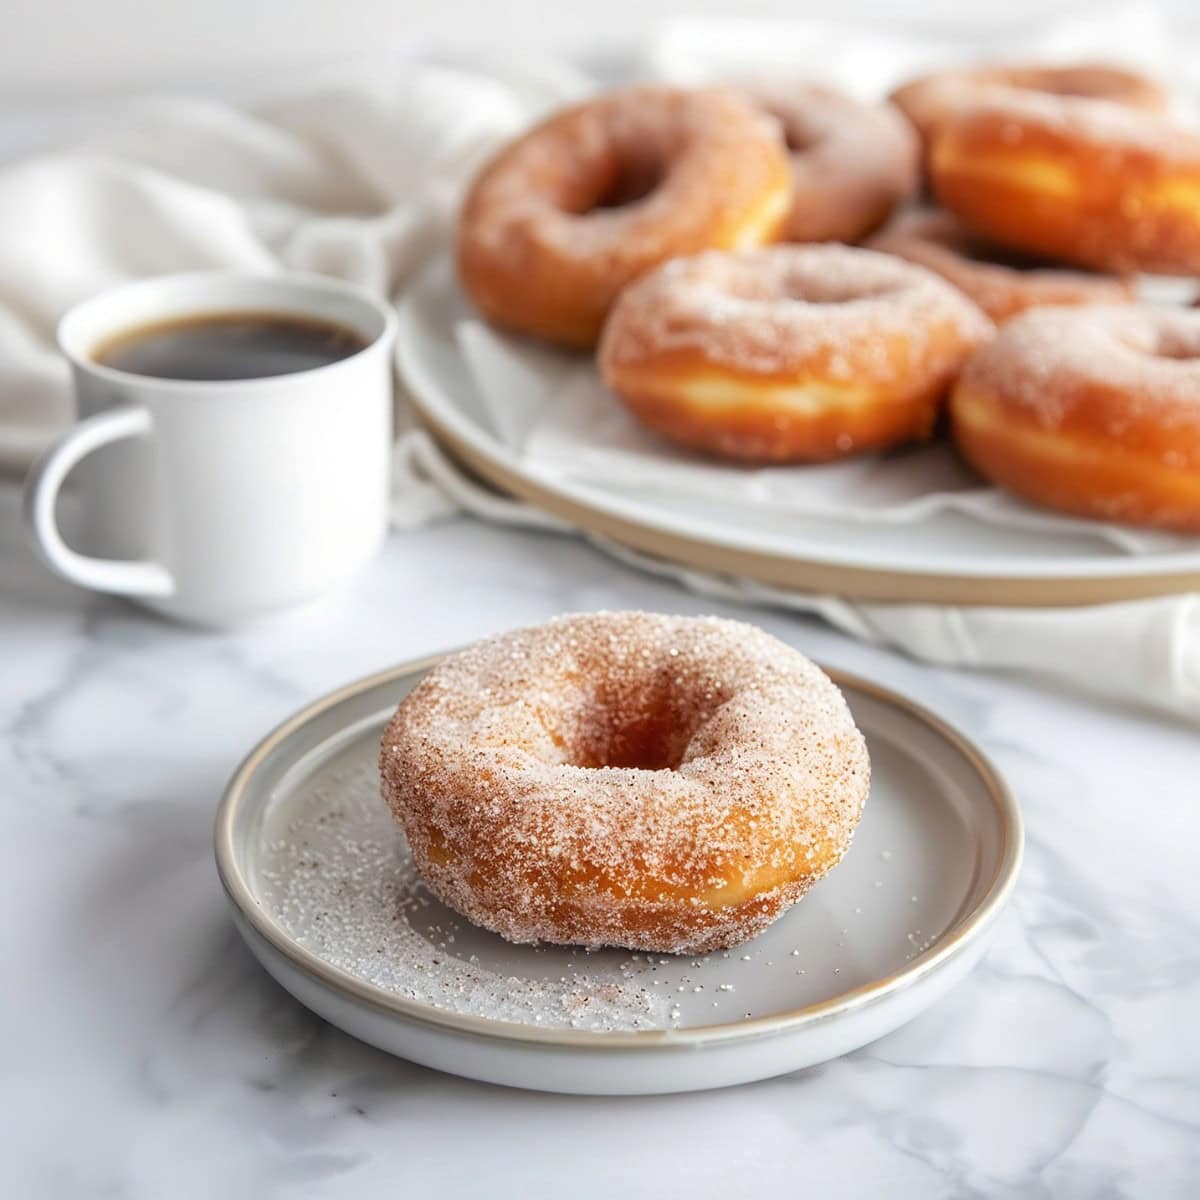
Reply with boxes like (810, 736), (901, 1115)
(398, 72), (1200, 606)
(216, 621), (1022, 1095)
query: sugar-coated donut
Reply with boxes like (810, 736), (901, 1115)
(380, 612), (870, 955)
(456, 87), (793, 348)
(891, 62), (1167, 161)
(868, 209), (1135, 323)
(598, 244), (991, 463)
(930, 91), (1200, 275)
(748, 84), (918, 243)
(951, 305), (1200, 531)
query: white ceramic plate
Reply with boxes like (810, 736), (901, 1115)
(395, 258), (1200, 606)
(215, 654), (1022, 1095)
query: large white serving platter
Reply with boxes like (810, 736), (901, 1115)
(396, 258), (1200, 606)
(215, 654), (1022, 1095)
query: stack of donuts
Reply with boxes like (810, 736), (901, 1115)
(456, 65), (1200, 533)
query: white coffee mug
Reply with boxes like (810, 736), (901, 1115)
(23, 271), (396, 626)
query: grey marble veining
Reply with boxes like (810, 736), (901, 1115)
(2, 482), (1197, 1199)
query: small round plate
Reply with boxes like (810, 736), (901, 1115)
(396, 257), (1200, 606)
(215, 654), (1021, 1095)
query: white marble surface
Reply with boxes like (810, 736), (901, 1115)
(2, 479), (1198, 1198)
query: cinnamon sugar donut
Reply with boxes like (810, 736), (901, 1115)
(598, 245), (991, 463)
(951, 305), (1200, 531)
(456, 87), (793, 349)
(748, 84), (918, 243)
(868, 209), (1135, 323)
(380, 612), (870, 955)
(891, 62), (1167, 160)
(930, 91), (1200, 275)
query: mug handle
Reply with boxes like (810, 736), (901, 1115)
(23, 406), (174, 597)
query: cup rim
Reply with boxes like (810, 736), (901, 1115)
(58, 269), (398, 394)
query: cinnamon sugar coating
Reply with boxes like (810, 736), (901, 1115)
(598, 244), (991, 463)
(951, 305), (1200, 530)
(747, 83), (918, 243)
(380, 613), (870, 954)
(456, 86), (793, 349)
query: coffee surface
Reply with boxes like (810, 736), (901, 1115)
(93, 311), (368, 381)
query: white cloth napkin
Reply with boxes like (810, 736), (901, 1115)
(1, 10), (1197, 722)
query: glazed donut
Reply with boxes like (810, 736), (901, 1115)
(951, 305), (1200, 531)
(380, 612), (870, 955)
(891, 62), (1167, 158)
(456, 87), (793, 348)
(598, 244), (991, 463)
(868, 209), (1135, 323)
(747, 83), (918, 242)
(929, 91), (1200, 275)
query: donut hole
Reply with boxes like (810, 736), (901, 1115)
(575, 706), (691, 771)
(587, 155), (666, 211)
(779, 276), (899, 306)
(780, 122), (821, 154)
(711, 260), (900, 307)
(753, 99), (826, 155)
(1113, 320), (1200, 362)
(567, 676), (729, 772)
(1151, 333), (1200, 361)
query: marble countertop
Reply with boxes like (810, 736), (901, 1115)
(3, 479), (1198, 1199)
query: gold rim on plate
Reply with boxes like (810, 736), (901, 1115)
(214, 654), (1023, 1051)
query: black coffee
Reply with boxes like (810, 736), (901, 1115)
(93, 311), (368, 381)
